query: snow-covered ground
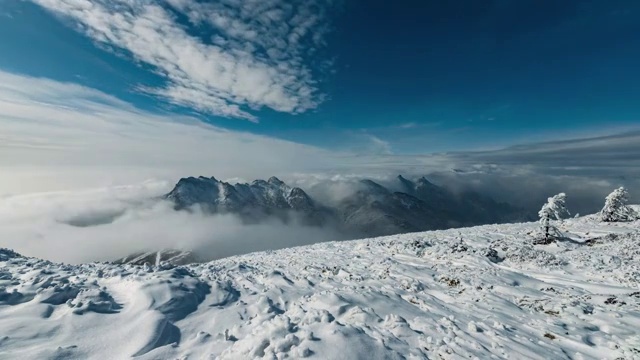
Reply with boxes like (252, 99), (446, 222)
(1, 213), (639, 359)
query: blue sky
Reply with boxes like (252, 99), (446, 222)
(1, 0), (639, 155)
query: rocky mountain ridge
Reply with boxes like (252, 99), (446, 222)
(164, 174), (525, 238)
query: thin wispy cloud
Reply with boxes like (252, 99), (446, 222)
(398, 123), (416, 129)
(451, 132), (640, 177)
(367, 134), (393, 155)
(31, 0), (335, 121)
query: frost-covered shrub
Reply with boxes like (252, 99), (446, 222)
(449, 240), (468, 253)
(600, 187), (637, 222)
(506, 245), (566, 268)
(408, 239), (430, 257)
(538, 193), (570, 243)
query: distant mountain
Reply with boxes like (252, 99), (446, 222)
(165, 176), (333, 226)
(335, 179), (447, 236)
(114, 175), (527, 265)
(163, 175), (525, 239)
(332, 176), (525, 236)
(395, 175), (525, 226)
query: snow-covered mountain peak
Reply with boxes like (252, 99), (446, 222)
(358, 179), (390, 195)
(166, 175), (317, 217)
(416, 176), (439, 188)
(396, 174), (414, 187)
(166, 176), (222, 210)
(267, 176), (285, 186)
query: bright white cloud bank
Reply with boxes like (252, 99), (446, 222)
(31, 0), (334, 120)
(0, 70), (336, 195)
(0, 181), (345, 263)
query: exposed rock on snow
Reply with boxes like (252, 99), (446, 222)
(114, 250), (199, 266)
(1, 214), (640, 359)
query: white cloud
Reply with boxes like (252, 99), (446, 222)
(0, 70), (337, 195)
(30, 0), (334, 120)
(367, 134), (393, 155)
(0, 182), (345, 263)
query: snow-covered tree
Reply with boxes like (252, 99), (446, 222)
(600, 187), (637, 222)
(538, 193), (570, 243)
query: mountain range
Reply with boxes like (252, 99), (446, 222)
(114, 174), (528, 265)
(164, 174), (527, 239)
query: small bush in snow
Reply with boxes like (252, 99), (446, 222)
(538, 193), (570, 243)
(600, 187), (637, 222)
(506, 245), (566, 268)
(449, 240), (468, 253)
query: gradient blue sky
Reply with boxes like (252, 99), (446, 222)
(1, 0), (639, 154)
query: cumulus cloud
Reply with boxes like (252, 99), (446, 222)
(30, 0), (335, 120)
(0, 70), (338, 195)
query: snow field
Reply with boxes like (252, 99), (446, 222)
(1, 214), (639, 359)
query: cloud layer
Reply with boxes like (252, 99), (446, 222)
(0, 182), (344, 263)
(31, 0), (335, 120)
(451, 132), (640, 178)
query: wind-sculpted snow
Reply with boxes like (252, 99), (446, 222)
(1, 215), (640, 359)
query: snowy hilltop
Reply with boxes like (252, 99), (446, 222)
(1, 211), (640, 359)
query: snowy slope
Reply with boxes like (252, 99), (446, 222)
(1, 214), (640, 359)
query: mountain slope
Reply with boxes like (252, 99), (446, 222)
(397, 175), (527, 226)
(336, 179), (448, 236)
(2, 214), (640, 359)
